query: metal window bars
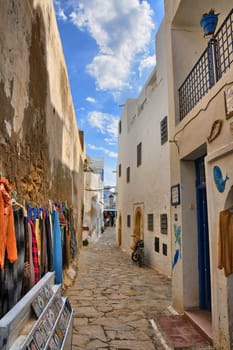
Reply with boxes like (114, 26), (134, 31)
(178, 8), (233, 121)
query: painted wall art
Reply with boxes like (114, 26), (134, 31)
(213, 165), (229, 193)
(172, 223), (181, 269)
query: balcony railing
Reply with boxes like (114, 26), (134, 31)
(179, 8), (233, 121)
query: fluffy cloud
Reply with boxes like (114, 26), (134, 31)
(88, 111), (119, 140)
(86, 97), (96, 103)
(139, 55), (156, 76)
(54, 0), (68, 21)
(64, 0), (155, 91)
(88, 144), (117, 158)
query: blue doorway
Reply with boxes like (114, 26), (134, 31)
(195, 157), (211, 311)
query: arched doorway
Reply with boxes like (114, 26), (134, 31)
(134, 207), (144, 242)
(118, 214), (122, 246)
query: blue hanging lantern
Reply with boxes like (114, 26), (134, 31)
(200, 9), (219, 37)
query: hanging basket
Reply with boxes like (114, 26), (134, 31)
(200, 13), (218, 36)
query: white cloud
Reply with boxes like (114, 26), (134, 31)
(139, 55), (156, 76)
(86, 97), (96, 103)
(54, 1), (68, 21)
(88, 144), (117, 158)
(68, 0), (155, 91)
(88, 111), (119, 140)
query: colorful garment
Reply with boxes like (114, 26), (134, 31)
(29, 220), (39, 283)
(45, 215), (53, 271)
(13, 207), (25, 301)
(52, 210), (62, 284)
(0, 177), (18, 269)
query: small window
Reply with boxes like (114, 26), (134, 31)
(119, 164), (121, 177)
(155, 237), (159, 252)
(162, 243), (167, 256)
(119, 120), (122, 134)
(160, 116), (168, 145)
(127, 215), (131, 227)
(137, 142), (142, 167)
(127, 166), (130, 183)
(147, 214), (154, 231)
(160, 214), (168, 234)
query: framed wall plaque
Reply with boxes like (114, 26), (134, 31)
(171, 184), (180, 206)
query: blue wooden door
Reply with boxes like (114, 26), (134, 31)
(195, 157), (211, 311)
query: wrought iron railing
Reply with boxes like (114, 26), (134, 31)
(179, 8), (233, 121)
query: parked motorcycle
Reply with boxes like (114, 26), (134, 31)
(131, 239), (144, 267)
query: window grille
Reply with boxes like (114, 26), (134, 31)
(160, 116), (168, 145)
(160, 214), (168, 234)
(137, 142), (142, 167)
(147, 213), (154, 231)
(154, 237), (160, 252)
(127, 215), (131, 227)
(119, 120), (122, 134)
(162, 243), (167, 256)
(126, 166), (130, 183)
(118, 164), (121, 177)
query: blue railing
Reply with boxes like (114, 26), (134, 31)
(179, 8), (233, 121)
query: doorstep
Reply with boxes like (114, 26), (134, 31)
(155, 313), (213, 349)
(185, 310), (212, 344)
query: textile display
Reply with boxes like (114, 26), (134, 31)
(0, 176), (78, 318)
(52, 210), (63, 285)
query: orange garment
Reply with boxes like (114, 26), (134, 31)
(0, 177), (18, 269)
(35, 218), (41, 267)
(218, 209), (233, 276)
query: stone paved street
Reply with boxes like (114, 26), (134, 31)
(65, 227), (172, 350)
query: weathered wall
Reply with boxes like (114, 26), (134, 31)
(0, 0), (85, 244)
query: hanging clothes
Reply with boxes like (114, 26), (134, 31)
(45, 215), (53, 272)
(70, 208), (78, 259)
(13, 207), (25, 301)
(65, 208), (71, 267)
(35, 218), (41, 275)
(22, 219), (35, 295)
(39, 217), (48, 277)
(218, 209), (233, 276)
(0, 207), (25, 317)
(29, 220), (40, 284)
(0, 258), (18, 317)
(0, 177), (18, 269)
(52, 210), (62, 284)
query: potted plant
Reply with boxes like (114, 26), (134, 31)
(82, 238), (89, 246)
(200, 9), (219, 37)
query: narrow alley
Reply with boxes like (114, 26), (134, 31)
(66, 227), (172, 349)
(65, 228), (212, 350)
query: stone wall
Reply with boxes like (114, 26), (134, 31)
(0, 0), (85, 245)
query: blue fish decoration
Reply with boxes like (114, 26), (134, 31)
(213, 166), (229, 193)
(172, 249), (180, 269)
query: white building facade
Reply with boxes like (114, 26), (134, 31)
(83, 157), (104, 242)
(117, 23), (172, 277)
(166, 1), (233, 349)
(118, 1), (233, 348)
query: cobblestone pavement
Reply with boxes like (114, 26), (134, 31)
(65, 227), (172, 350)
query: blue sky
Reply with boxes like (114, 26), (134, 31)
(53, 0), (164, 186)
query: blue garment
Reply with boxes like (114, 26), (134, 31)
(52, 210), (62, 284)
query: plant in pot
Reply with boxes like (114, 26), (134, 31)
(200, 9), (219, 37)
(82, 238), (89, 246)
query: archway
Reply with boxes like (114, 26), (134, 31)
(134, 207), (144, 242)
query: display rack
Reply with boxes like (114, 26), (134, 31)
(0, 272), (73, 350)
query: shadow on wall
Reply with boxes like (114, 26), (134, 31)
(0, 2), (84, 204)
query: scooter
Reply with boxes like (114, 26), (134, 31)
(131, 239), (144, 267)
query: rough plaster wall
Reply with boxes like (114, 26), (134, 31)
(0, 0), (85, 242)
